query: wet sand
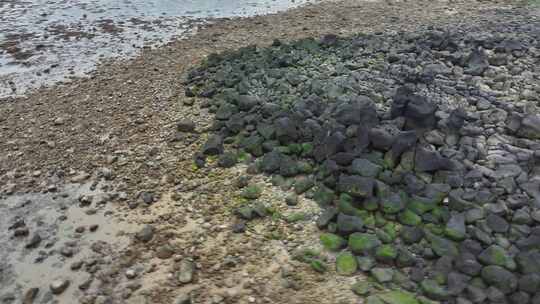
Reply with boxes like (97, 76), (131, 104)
(0, 0), (316, 98)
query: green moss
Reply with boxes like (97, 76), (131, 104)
(338, 193), (360, 216)
(293, 248), (321, 263)
(383, 151), (396, 169)
(310, 259), (327, 273)
(268, 230), (283, 240)
(336, 252), (358, 276)
(288, 143), (303, 155)
(431, 207), (450, 223)
(363, 199), (379, 211)
(237, 150), (249, 162)
(285, 212), (309, 223)
(375, 212), (387, 227)
(320, 233), (347, 251)
(296, 161), (313, 174)
(241, 185), (262, 200)
(425, 223), (444, 236)
(348, 233), (381, 254)
(398, 209), (422, 226)
(383, 222), (399, 240)
(375, 244), (398, 262)
(378, 290), (419, 304)
(351, 281), (371, 296)
(363, 213), (376, 228)
(301, 143), (314, 156)
(313, 186), (336, 206)
(408, 196), (438, 215)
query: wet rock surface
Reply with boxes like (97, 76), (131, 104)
(0, 180), (137, 303)
(186, 11), (540, 304)
(0, 0), (316, 98)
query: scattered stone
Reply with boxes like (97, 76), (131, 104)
(351, 281), (371, 296)
(25, 233), (42, 249)
(23, 288), (39, 304)
(50, 279), (70, 295)
(175, 293), (192, 304)
(177, 259), (195, 284)
(232, 221), (246, 233)
(177, 119), (196, 132)
(125, 269), (137, 279)
(156, 245), (175, 259)
(135, 225), (155, 243)
(241, 185), (262, 200)
(140, 191), (155, 204)
(285, 194), (299, 206)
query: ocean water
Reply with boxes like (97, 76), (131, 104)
(0, 0), (315, 98)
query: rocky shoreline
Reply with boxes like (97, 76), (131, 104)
(1, 0), (539, 303)
(186, 10), (540, 303)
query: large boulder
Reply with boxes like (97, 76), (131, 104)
(313, 131), (346, 161)
(518, 114), (540, 140)
(481, 265), (518, 294)
(465, 48), (489, 76)
(202, 135), (224, 155)
(274, 116), (299, 143)
(415, 146), (453, 172)
(337, 175), (375, 198)
(333, 95), (379, 127)
(516, 250), (540, 274)
(337, 213), (364, 234)
(391, 86), (437, 129)
(349, 158), (381, 177)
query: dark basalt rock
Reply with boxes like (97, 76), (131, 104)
(336, 213), (364, 234)
(337, 174), (375, 198)
(369, 126), (398, 151)
(519, 114), (540, 140)
(464, 48), (490, 76)
(274, 117), (299, 144)
(333, 96), (379, 127)
(415, 146), (453, 172)
(516, 250), (540, 274)
(187, 22), (540, 303)
(391, 131), (418, 161)
(202, 135), (223, 156)
(317, 207), (339, 229)
(486, 213), (509, 233)
(519, 273), (540, 294)
(448, 108), (468, 130)
(481, 265), (518, 294)
(391, 86), (437, 129)
(260, 150), (283, 173)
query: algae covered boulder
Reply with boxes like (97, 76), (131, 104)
(379, 290), (419, 304)
(348, 232), (381, 254)
(336, 252), (358, 276)
(320, 233), (346, 251)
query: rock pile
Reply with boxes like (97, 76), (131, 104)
(185, 19), (540, 304)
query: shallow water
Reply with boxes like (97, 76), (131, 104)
(0, 0), (315, 98)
